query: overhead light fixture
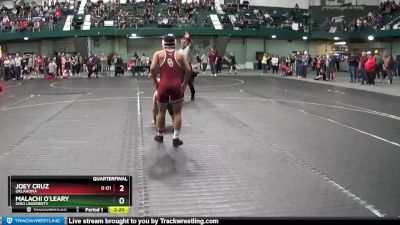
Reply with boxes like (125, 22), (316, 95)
(334, 41), (346, 45)
(128, 33), (140, 39)
(168, 33), (173, 36)
(302, 36), (308, 40)
(333, 37), (339, 40)
(368, 35), (374, 41)
(271, 35), (276, 39)
(24, 37), (29, 41)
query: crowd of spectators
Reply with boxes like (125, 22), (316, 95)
(0, 50), (157, 81)
(89, 0), (213, 29)
(0, 52), (85, 81)
(0, 0), (79, 34)
(380, 0), (400, 15)
(322, 0), (400, 32)
(222, 3), (310, 31)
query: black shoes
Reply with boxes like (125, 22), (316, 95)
(155, 136), (183, 147)
(173, 138), (183, 147)
(154, 135), (163, 143)
(191, 95), (195, 101)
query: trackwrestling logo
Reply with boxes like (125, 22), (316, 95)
(2, 217), (64, 225)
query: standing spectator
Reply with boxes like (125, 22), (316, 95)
(48, 59), (57, 77)
(201, 53), (208, 75)
(295, 52), (302, 77)
(208, 48), (217, 77)
(359, 51), (368, 85)
(87, 56), (94, 79)
(315, 55), (323, 78)
(83, 56), (88, 74)
(395, 55), (400, 78)
(229, 52), (237, 75)
(100, 53), (107, 75)
(195, 53), (201, 72)
(63, 56), (72, 78)
(77, 53), (83, 75)
(10, 56), (16, 80)
(3, 56), (11, 81)
(374, 50), (383, 82)
(15, 53), (22, 80)
(271, 54), (279, 74)
(95, 54), (101, 78)
(115, 55), (124, 76)
(21, 55), (28, 80)
(55, 52), (62, 77)
(301, 51), (309, 78)
(107, 54), (112, 74)
(335, 55), (340, 71)
(328, 52), (336, 82)
(365, 52), (376, 85)
(261, 53), (268, 74)
(216, 54), (223, 74)
(48, 16), (54, 31)
(384, 55), (394, 84)
(33, 20), (40, 32)
(71, 56), (78, 76)
(348, 52), (358, 83)
(35, 55), (43, 79)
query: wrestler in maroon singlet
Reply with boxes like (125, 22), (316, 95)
(150, 35), (191, 147)
(157, 49), (184, 104)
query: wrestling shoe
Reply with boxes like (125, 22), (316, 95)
(173, 139), (183, 147)
(154, 135), (163, 143)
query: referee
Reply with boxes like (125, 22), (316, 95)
(178, 32), (196, 101)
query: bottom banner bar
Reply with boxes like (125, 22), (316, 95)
(66, 217), (400, 225)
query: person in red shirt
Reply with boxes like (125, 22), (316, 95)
(208, 48), (217, 77)
(34, 55), (43, 79)
(365, 52), (376, 86)
(150, 35), (191, 147)
(0, 81), (4, 94)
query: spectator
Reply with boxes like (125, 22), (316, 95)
(195, 53), (201, 72)
(201, 53), (208, 75)
(216, 54), (223, 74)
(327, 52), (336, 82)
(100, 53), (107, 75)
(208, 48), (217, 77)
(395, 55), (400, 78)
(48, 59), (57, 77)
(374, 50), (383, 81)
(3, 56), (11, 81)
(384, 55), (394, 84)
(15, 53), (22, 80)
(229, 52), (237, 75)
(261, 53), (268, 74)
(348, 52), (359, 83)
(359, 51), (368, 85)
(365, 52), (376, 85)
(271, 54), (279, 74)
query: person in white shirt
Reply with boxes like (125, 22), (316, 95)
(201, 53), (208, 74)
(3, 56), (11, 81)
(48, 59), (57, 77)
(271, 55), (279, 74)
(178, 32), (196, 101)
(15, 53), (22, 80)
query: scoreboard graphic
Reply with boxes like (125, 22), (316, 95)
(8, 176), (132, 213)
